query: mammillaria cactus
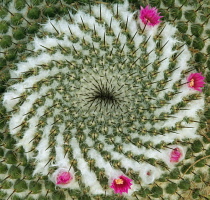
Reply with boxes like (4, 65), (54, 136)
(0, 0), (209, 199)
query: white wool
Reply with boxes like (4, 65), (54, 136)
(147, 38), (157, 68)
(28, 53), (49, 65)
(114, 136), (122, 143)
(110, 18), (121, 37)
(76, 12), (96, 30)
(161, 97), (204, 129)
(101, 4), (112, 24)
(3, 92), (22, 111)
(42, 19), (57, 33)
(13, 51), (73, 77)
(119, 34), (127, 46)
(16, 116), (39, 157)
(9, 93), (39, 135)
(177, 44), (191, 63)
(8, 114), (24, 135)
(94, 23), (106, 41)
(134, 34), (144, 49)
(146, 24), (159, 35)
(25, 53), (51, 69)
(36, 104), (52, 118)
(70, 138), (104, 194)
(70, 128), (77, 134)
(33, 130), (51, 175)
(155, 46), (192, 105)
(154, 25), (178, 78)
(122, 143), (163, 160)
(69, 24), (84, 39)
(88, 149), (119, 178)
(119, 10), (131, 27)
(11, 64), (31, 76)
(91, 5), (101, 18)
(161, 23), (177, 39)
(121, 157), (141, 171)
(160, 39), (177, 66)
(33, 115), (55, 175)
(33, 37), (69, 54)
(113, 0), (129, 15)
(55, 129), (69, 165)
(57, 19), (71, 35)
(11, 61), (35, 75)
(85, 137), (94, 147)
(8, 83), (25, 95)
(70, 42), (82, 52)
(11, 71), (51, 93)
(7, 1), (21, 14)
(33, 36), (58, 51)
(2, 190), (30, 200)
(128, 14), (138, 34)
(139, 164), (161, 185)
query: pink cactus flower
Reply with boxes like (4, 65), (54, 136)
(51, 168), (75, 188)
(56, 171), (72, 185)
(170, 148), (182, 163)
(187, 73), (205, 92)
(139, 5), (163, 26)
(110, 175), (133, 194)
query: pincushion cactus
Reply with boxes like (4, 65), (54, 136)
(0, 0), (209, 200)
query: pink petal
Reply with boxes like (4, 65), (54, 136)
(187, 73), (205, 92)
(139, 5), (162, 26)
(110, 175), (133, 194)
(170, 148), (182, 162)
(56, 171), (72, 184)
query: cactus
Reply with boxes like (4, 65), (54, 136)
(0, 0), (209, 199)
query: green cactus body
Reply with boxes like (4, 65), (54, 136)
(0, 0), (209, 199)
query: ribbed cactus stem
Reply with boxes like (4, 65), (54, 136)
(0, 0), (209, 199)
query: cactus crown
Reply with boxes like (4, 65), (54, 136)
(0, 0), (209, 199)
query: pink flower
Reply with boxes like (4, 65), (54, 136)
(187, 73), (205, 92)
(139, 5), (163, 26)
(51, 168), (74, 188)
(170, 148), (182, 163)
(110, 175), (133, 194)
(56, 171), (72, 185)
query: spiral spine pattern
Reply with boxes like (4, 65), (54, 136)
(0, 0), (209, 199)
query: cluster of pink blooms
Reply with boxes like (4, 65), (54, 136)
(109, 147), (184, 194)
(139, 6), (205, 92)
(54, 169), (134, 194)
(53, 5), (206, 196)
(53, 146), (192, 194)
